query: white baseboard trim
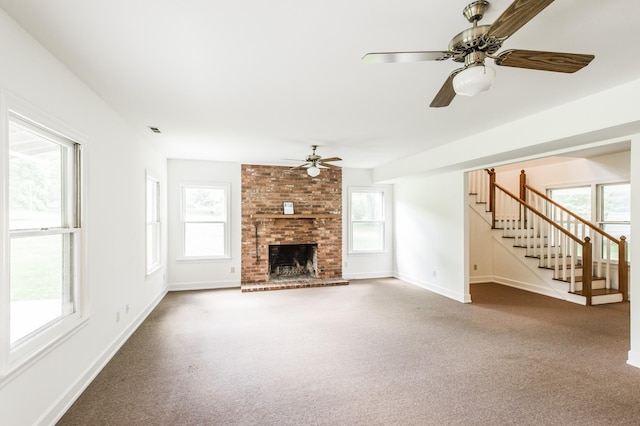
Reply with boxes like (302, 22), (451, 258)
(394, 273), (470, 303)
(627, 350), (640, 369)
(168, 280), (241, 291)
(344, 271), (393, 280)
(42, 289), (167, 426)
(469, 275), (494, 284)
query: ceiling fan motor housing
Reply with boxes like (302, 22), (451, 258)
(449, 25), (502, 62)
(463, 1), (489, 23)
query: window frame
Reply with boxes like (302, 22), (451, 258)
(547, 182), (630, 263)
(596, 182), (630, 262)
(179, 183), (231, 260)
(1, 96), (87, 376)
(546, 185), (593, 222)
(146, 171), (162, 274)
(348, 187), (386, 254)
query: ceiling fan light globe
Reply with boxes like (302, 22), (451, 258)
(453, 65), (495, 97)
(307, 165), (320, 177)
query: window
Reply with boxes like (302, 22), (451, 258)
(181, 184), (229, 259)
(547, 186), (591, 219)
(548, 183), (630, 262)
(6, 111), (83, 363)
(598, 183), (630, 261)
(146, 173), (161, 273)
(349, 189), (385, 253)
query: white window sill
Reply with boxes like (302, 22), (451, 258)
(176, 256), (231, 263)
(146, 263), (164, 276)
(1, 314), (90, 389)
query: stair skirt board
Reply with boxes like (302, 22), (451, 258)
(492, 276), (570, 302)
(469, 187), (625, 306)
(490, 277), (623, 305)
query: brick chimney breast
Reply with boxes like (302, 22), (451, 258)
(241, 165), (342, 284)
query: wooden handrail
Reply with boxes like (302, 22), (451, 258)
(494, 182), (593, 305)
(494, 183), (584, 245)
(524, 184), (621, 244)
(507, 170), (628, 304)
(525, 180), (628, 303)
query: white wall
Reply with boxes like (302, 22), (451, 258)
(380, 78), (640, 366)
(342, 168), (394, 279)
(628, 136), (640, 368)
(468, 203), (493, 282)
(393, 171), (469, 303)
(0, 9), (167, 425)
(166, 159), (241, 290)
(166, 164), (393, 286)
(494, 150), (630, 192)
(473, 150), (631, 291)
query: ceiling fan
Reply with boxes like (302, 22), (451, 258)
(362, 0), (594, 108)
(291, 145), (342, 177)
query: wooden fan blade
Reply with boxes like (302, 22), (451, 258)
(486, 0), (555, 41)
(362, 51), (453, 64)
(319, 157), (342, 163)
(319, 162), (341, 169)
(291, 163), (310, 170)
(429, 68), (463, 108)
(495, 49), (594, 73)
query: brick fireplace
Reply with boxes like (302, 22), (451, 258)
(241, 164), (346, 290)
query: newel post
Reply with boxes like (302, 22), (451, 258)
(583, 236), (593, 306)
(488, 168), (496, 227)
(519, 170), (527, 202)
(619, 236), (628, 302)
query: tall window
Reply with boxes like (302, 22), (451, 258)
(7, 113), (82, 350)
(146, 173), (161, 273)
(181, 184), (229, 258)
(349, 189), (385, 253)
(547, 186), (591, 219)
(598, 183), (630, 261)
(548, 183), (630, 261)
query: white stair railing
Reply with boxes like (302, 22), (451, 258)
(469, 168), (628, 305)
(522, 178), (627, 300)
(468, 168), (491, 206)
(493, 183), (587, 296)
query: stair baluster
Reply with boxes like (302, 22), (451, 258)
(469, 168), (627, 305)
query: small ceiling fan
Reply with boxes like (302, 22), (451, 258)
(291, 145), (342, 177)
(362, 0), (594, 108)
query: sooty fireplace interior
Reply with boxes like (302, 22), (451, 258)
(269, 243), (318, 281)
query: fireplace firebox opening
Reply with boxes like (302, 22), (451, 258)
(269, 244), (318, 281)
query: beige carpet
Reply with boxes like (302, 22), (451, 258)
(58, 279), (640, 425)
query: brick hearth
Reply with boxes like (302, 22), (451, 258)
(241, 164), (345, 288)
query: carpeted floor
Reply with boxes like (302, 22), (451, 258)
(58, 279), (640, 425)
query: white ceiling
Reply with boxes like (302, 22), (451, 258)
(0, 0), (638, 169)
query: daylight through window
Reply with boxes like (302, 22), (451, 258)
(146, 173), (161, 273)
(181, 185), (229, 258)
(598, 183), (631, 261)
(350, 190), (385, 253)
(8, 114), (81, 346)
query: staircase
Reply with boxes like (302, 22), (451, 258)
(469, 169), (628, 306)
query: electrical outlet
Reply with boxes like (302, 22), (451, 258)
(230, 266), (235, 273)
(116, 311), (120, 323)
(473, 264), (478, 271)
(433, 270), (437, 278)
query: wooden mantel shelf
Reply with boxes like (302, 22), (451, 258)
(251, 214), (339, 219)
